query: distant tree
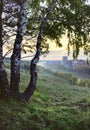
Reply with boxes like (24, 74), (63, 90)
(0, 0), (89, 101)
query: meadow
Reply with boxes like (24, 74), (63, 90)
(0, 60), (90, 130)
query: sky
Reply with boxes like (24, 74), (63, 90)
(88, 0), (90, 4)
(49, 35), (68, 51)
(40, 50), (88, 61)
(88, 0), (90, 3)
(86, 0), (90, 4)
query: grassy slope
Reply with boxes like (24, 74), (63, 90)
(0, 62), (90, 130)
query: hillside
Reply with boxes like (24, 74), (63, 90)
(38, 60), (90, 79)
(0, 60), (90, 130)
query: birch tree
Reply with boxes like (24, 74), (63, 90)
(0, 0), (10, 97)
(0, 0), (56, 100)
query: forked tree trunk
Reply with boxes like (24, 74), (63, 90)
(21, 0), (56, 101)
(0, 0), (10, 97)
(10, 0), (27, 97)
(0, 0), (56, 100)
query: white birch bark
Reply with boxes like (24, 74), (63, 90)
(10, 0), (27, 97)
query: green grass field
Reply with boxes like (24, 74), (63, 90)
(0, 61), (90, 130)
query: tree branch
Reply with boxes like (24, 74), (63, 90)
(21, 0), (56, 101)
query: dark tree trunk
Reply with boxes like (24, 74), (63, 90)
(10, 0), (27, 98)
(21, 0), (56, 101)
(0, 0), (56, 100)
(0, 0), (10, 97)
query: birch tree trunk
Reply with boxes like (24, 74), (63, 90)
(10, 0), (27, 98)
(21, 0), (56, 101)
(0, 0), (10, 97)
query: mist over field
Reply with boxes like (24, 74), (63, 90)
(19, 50), (89, 61)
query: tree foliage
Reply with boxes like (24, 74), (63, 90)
(2, 0), (90, 58)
